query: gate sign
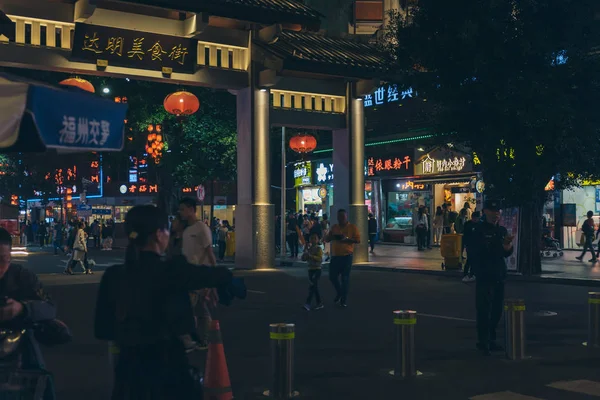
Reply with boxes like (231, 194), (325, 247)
(71, 23), (197, 73)
(197, 184), (206, 202)
(77, 204), (93, 217)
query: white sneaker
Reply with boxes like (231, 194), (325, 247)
(462, 275), (473, 282)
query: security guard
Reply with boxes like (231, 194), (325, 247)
(470, 199), (514, 355)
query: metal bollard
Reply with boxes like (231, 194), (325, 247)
(588, 292), (600, 348)
(504, 299), (526, 360)
(266, 323), (298, 399)
(107, 341), (119, 389)
(391, 310), (417, 378)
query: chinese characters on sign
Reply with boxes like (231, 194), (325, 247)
(72, 23), (196, 73)
(124, 184), (158, 194)
(420, 155), (467, 174)
(363, 84), (417, 107)
(294, 161), (312, 187)
(58, 116), (111, 147)
(367, 155), (412, 177)
(400, 181), (426, 190)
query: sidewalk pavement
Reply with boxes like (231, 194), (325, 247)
(276, 243), (600, 285)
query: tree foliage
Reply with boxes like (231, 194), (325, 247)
(384, 0), (600, 274)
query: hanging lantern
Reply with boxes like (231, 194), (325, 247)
(59, 77), (95, 93)
(289, 134), (317, 154)
(164, 91), (200, 116)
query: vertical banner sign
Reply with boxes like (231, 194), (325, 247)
(499, 208), (520, 272)
(71, 23), (197, 73)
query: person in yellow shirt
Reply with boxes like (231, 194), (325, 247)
(325, 209), (360, 307)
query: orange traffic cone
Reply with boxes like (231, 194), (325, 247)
(204, 320), (233, 400)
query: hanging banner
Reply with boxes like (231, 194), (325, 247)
(499, 207), (520, 272)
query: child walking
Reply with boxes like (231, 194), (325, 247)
(302, 233), (324, 311)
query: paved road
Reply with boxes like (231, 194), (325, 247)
(32, 264), (600, 399)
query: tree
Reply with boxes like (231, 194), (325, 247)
(384, 0), (600, 274)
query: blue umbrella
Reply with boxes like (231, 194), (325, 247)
(0, 73), (127, 152)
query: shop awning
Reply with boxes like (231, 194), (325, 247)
(0, 73), (127, 153)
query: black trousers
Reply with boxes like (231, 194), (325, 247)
(287, 233), (299, 257)
(329, 255), (352, 303)
(368, 234), (376, 252)
(306, 269), (322, 305)
(218, 240), (227, 260)
(475, 279), (505, 345)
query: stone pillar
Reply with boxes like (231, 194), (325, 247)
(235, 79), (274, 269)
(332, 82), (368, 263)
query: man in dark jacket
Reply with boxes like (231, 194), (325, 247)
(461, 211), (481, 282)
(470, 200), (514, 356)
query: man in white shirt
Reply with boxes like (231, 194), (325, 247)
(179, 197), (217, 348)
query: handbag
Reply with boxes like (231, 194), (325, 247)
(34, 319), (73, 346)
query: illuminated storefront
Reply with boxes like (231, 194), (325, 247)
(294, 159), (373, 218)
(368, 147), (480, 243)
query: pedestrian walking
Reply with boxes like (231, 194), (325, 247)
(53, 221), (65, 255)
(309, 215), (322, 240)
(470, 199), (514, 356)
(368, 213), (377, 254)
(64, 222), (93, 275)
(325, 209), (360, 307)
(38, 221), (47, 247)
(92, 220), (101, 248)
(217, 220), (229, 262)
(577, 210), (597, 262)
(461, 211), (480, 282)
(179, 197), (217, 349)
(424, 207), (432, 249)
(320, 214), (331, 261)
(302, 233), (324, 311)
(416, 206), (428, 251)
(286, 213), (299, 258)
(441, 204), (451, 234)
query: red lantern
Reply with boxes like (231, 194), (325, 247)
(59, 77), (95, 93)
(164, 91), (200, 116)
(289, 134), (317, 154)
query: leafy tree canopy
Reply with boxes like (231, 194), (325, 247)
(383, 0), (600, 274)
(384, 0), (600, 202)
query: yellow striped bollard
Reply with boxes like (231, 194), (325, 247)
(504, 299), (526, 360)
(390, 310), (417, 378)
(265, 323), (299, 399)
(588, 292), (600, 348)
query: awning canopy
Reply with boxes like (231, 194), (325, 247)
(0, 73), (127, 153)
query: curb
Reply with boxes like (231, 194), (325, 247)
(274, 261), (600, 287)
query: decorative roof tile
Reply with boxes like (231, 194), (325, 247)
(258, 30), (388, 76)
(116, 0), (322, 27)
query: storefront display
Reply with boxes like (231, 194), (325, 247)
(369, 147), (481, 243)
(383, 180), (431, 243)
